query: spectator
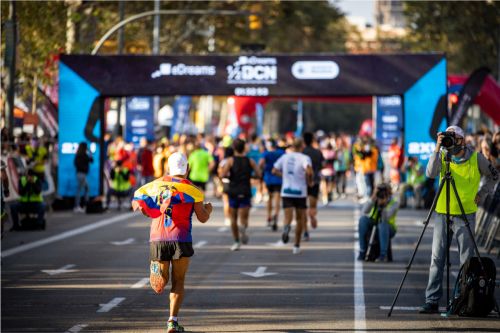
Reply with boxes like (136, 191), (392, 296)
(137, 138), (155, 185)
(26, 137), (48, 180)
(10, 169), (45, 230)
(73, 142), (93, 213)
(106, 160), (132, 210)
(399, 157), (426, 209)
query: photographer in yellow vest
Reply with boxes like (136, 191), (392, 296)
(106, 159), (132, 211)
(420, 126), (499, 314)
(10, 169), (45, 231)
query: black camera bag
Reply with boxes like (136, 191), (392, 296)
(449, 256), (497, 317)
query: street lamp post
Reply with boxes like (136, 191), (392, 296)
(91, 9), (250, 55)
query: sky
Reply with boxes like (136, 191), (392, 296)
(334, 0), (375, 26)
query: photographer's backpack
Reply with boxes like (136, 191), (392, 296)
(449, 256), (497, 317)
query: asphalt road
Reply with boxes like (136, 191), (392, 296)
(2, 197), (499, 332)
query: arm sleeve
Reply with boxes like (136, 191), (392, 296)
(426, 152), (442, 178)
(477, 153), (500, 198)
(362, 200), (375, 215)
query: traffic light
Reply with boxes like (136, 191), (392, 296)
(248, 3), (262, 30)
(248, 13), (262, 30)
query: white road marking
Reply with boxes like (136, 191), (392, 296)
(97, 297), (126, 313)
(66, 324), (88, 332)
(131, 277), (149, 289)
(267, 240), (286, 247)
(217, 226), (228, 232)
(241, 266), (278, 278)
(353, 208), (366, 332)
(42, 264), (79, 276)
(111, 238), (135, 246)
(2, 213), (135, 258)
(380, 306), (447, 311)
(193, 240), (208, 248)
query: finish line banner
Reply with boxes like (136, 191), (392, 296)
(60, 54), (444, 97)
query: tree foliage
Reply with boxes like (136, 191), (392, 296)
(1, 0), (349, 95)
(403, 1), (500, 77)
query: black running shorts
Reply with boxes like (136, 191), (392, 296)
(266, 184), (282, 194)
(282, 197), (307, 209)
(150, 241), (194, 261)
(307, 184), (320, 198)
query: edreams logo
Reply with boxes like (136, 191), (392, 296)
(291, 61), (339, 80)
(227, 56), (277, 84)
(151, 63), (216, 78)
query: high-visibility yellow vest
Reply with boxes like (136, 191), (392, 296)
(26, 145), (47, 174)
(435, 152), (480, 215)
(19, 176), (43, 203)
(369, 198), (398, 232)
(111, 168), (131, 192)
(408, 163), (426, 186)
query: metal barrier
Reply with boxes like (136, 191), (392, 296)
(475, 183), (500, 258)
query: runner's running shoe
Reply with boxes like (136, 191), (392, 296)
(230, 241), (241, 251)
(149, 261), (165, 294)
(292, 246), (301, 254)
(167, 320), (185, 332)
(272, 215), (278, 231)
(282, 224), (291, 244)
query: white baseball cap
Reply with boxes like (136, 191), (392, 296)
(445, 125), (465, 138)
(167, 152), (188, 176)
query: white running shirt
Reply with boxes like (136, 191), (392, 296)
(273, 152), (312, 198)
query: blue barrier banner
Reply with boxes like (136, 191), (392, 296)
(125, 97), (155, 146)
(404, 59), (447, 162)
(375, 95), (403, 153)
(58, 63), (100, 197)
(171, 96), (192, 138)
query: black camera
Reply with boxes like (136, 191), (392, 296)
(376, 188), (388, 199)
(440, 131), (457, 148)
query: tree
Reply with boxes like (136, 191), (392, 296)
(403, 1), (500, 78)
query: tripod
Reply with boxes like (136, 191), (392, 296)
(387, 150), (486, 317)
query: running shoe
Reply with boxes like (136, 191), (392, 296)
(271, 217), (278, 232)
(303, 231), (310, 241)
(230, 241), (241, 251)
(282, 224), (291, 244)
(149, 261), (165, 294)
(167, 320), (185, 332)
(292, 246), (301, 254)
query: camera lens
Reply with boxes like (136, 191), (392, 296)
(441, 132), (455, 148)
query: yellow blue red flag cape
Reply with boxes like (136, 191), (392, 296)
(132, 176), (204, 218)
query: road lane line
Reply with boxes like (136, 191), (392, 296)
(97, 297), (126, 313)
(193, 240), (208, 248)
(66, 324), (88, 332)
(380, 306), (447, 311)
(111, 238), (135, 246)
(2, 213), (135, 258)
(217, 226), (228, 232)
(42, 264), (79, 276)
(353, 208), (366, 332)
(131, 277), (149, 289)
